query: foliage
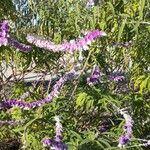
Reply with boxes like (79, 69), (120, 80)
(0, 0), (150, 150)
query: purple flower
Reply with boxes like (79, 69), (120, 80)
(0, 20), (9, 37)
(42, 138), (53, 147)
(26, 30), (106, 52)
(0, 20), (9, 31)
(87, 65), (101, 86)
(99, 126), (107, 133)
(109, 73), (125, 82)
(42, 138), (68, 150)
(118, 135), (130, 146)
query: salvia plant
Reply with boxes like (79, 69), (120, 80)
(0, 0), (150, 150)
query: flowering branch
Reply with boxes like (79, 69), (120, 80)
(0, 20), (32, 52)
(117, 109), (134, 148)
(26, 30), (106, 52)
(0, 70), (76, 110)
(42, 116), (68, 150)
(1, 20), (107, 53)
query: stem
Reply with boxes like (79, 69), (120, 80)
(69, 48), (93, 100)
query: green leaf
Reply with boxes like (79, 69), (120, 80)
(76, 92), (87, 108)
(117, 18), (127, 42)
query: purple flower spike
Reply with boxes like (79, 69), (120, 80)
(55, 116), (63, 142)
(42, 116), (68, 150)
(87, 65), (101, 86)
(118, 110), (134, 148)
(8, 38), (32, 52)
(0, 70), (76, 110)
(54, 116), (67, 150)
(0, 20), (32, 52)
(26, 30), (106, 53)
